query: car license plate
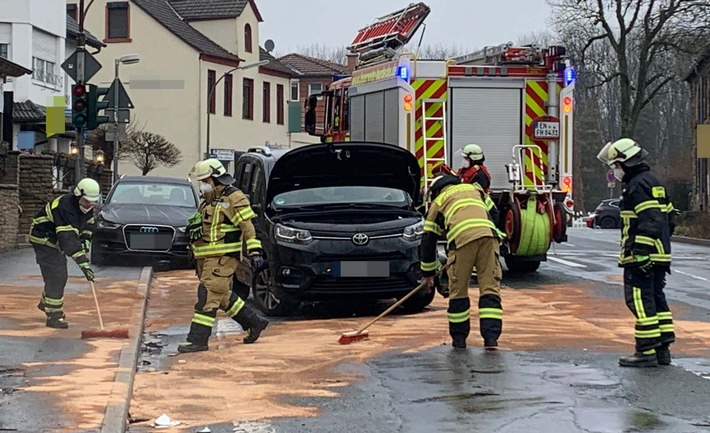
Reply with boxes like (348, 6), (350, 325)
(129, 233), (172, 250)
(333, 261), (390, 278)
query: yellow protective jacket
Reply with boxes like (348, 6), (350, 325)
(420, 182), (500, 276)
(190, 184), (262, 259)
(29, 193), (94, 265)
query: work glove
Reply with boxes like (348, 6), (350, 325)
(249, 254), (265, 270)
(81, 238), (91, 254)
(79, 262), (95, 282)
(634, 255), (652, 273)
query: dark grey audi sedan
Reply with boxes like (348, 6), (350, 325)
(91, 175), (198, 267)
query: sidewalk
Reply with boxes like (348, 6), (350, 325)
(0, 247), (151, 433)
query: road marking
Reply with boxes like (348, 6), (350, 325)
(548, 256), (588, 268)
(559, 242), (576, 247)
(673, 270), (709, 282)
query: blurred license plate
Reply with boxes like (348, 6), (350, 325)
(333, 261), (390, 278)
(129, 233), (172, 250)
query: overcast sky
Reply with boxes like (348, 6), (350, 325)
(258, 0), (553, 55)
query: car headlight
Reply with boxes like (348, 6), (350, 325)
(275, 224), (313, 245)
(403, 221), (424, 242)
(98, 220), (121, 229)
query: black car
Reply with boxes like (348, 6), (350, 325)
(592, 198), (621, 229)
(91, 176), (199, 266)
(232, 142), (430, 317)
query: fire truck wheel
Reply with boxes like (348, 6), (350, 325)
(502, 200), (522, 253)
(552, 202), (568, 243)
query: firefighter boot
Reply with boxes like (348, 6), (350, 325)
(619, 350), (659, 367)
(46, 313), (68, 329)
(234, 306), (269, 344)
(657, 344), (671, 366)
(37, 301), (45, 312)
(484, 339), (499, 351)
(178, 316), (214, 353)
(452, 338), (467, 349)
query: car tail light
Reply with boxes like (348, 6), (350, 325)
(565, 199), (574, 208)
(595, 207), (603, 213)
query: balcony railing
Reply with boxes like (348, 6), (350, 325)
(32, 70), (62, 87)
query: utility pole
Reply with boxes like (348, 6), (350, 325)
(74, 0), (87, 182)
(113, 60), (120, 182)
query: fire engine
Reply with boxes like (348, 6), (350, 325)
(305, 2), (575, 273)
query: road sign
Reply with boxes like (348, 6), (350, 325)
(106, 108), (131, 123)
(607, 182), (616, 189)
(106, 124), (128, 142)
(104, 78), (134, 109)
(61, 49), (102, 82)
(210, 149), (235, 161)
(606, 169), (616, 183)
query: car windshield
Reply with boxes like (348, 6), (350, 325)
(272, 186), (407, 207)
(108, 182), (197, 207)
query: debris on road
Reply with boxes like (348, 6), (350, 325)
(152, 413), (180, 428)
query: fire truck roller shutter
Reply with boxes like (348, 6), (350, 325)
(449, 81), (524, 190)
(350, 95), (366, 141)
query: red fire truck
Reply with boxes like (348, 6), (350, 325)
(305, 3), (575, 273)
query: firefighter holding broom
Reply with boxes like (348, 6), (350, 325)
(178, 159), (269, 353)
(420, 175), (504, 350)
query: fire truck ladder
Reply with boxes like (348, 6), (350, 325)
(422, 98), (448, 194)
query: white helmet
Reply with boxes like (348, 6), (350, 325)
(189, 158), (234, 184)
(461, 144), (484, 161)
(597, 138), (648, 167)
(74, 178), (101, 202)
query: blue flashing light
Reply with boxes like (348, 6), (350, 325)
(397, 66), (409, 81)
(564, 66), (576, 85)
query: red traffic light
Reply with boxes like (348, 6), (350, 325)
(73, 85), (86, 97)
(563, 96), (572, 105)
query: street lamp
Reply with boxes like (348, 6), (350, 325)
(95, 149), (105, 164)
(112, 53), (140, 182)
(205, 60), (269, 156)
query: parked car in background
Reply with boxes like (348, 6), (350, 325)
(231, 142), (430, 317)
(590, 198), (622, 229)
(91, 176), (198, 267)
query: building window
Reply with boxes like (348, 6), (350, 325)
(243, 78), (254, 120)
(290, 81), (299, 101)
(106, 2), (130, 41)
(67, 4), (78, 21)
(263, 82), (271, 123)
(224, 74), (233, 116)
(0, 44), (8, 60)
(207, 69), (216, 114)
(277, 84), (284, 125)
(32, 57), (59, 86)
(308, 82), (323, 99)
(244, 24), (253, 53)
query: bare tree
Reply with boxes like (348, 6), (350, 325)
(87, 117), (146, 167)
(122, 131), (182, 175)
(284, 43), (349, 65)
(548, 0), (709, 137)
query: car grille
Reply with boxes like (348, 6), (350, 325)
(123, 224), (175, 252)
(309, 276), (414, 294)
(317, 252), (407, 262)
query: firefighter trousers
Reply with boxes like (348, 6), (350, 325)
(446, 236), (503, 343)
(623, 266), (675, 353)
(32, 243), (68, 318)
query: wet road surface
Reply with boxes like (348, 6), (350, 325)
(128, 228), (710, 432)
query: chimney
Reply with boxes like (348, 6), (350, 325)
(346, 52), (358, 74)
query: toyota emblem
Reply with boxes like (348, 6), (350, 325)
(140, 226), (159, 233)
(352, 233), (369, 246)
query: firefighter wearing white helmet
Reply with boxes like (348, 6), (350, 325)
(597, 138), (676, 367)
(420, 175), (504, 350)
(179, 158), (269, 353)
(30, 178), (100, 329)
(458, 144), (492, 192)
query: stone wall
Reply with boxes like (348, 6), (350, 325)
(0, 184), (19, 252)
(0, 151), (20, 185)
(17, 154), (56, 236)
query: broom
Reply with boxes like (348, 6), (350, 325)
(339, 264), (450, 345)
(81, 281), (130, 339)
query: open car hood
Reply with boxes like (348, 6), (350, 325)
(267, 142), (421, 204)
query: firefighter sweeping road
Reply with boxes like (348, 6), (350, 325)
(125, 228), (710, 433)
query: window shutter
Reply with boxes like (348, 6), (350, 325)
(0, 24), (11, 44)
(32, 28), (57, 62)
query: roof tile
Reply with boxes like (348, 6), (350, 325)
(278, 53), (349, 77)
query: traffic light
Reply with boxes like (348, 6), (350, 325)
(87, 84), (111, 130)
(562, 96), (573, 114)
(71, 84), (88, 129)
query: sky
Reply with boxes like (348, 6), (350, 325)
(257, 0), (554, 56)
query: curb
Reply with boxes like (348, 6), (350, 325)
(100, 266), (154, 433)
(672, 235), (710, 247)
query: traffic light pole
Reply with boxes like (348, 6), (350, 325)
(113, 61), (120, 183)
(74, 0), (87, 181)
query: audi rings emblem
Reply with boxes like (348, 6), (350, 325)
(140, 226), (159, 233)
(352, 233), (369, 246)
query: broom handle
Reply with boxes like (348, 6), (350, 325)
(354, 263), (450, 335)
(89, 281), (104, 330)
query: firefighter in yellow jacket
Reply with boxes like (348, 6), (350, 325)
(420, 175), (503, 350)
(178, 159), (269, 353)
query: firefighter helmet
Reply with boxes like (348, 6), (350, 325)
(597, 138), (648, 167)
(427, 175), (461, 201)
(190, 159), (234, 185)
(461, 144), (484, 161)
(73, 178), (101, 203)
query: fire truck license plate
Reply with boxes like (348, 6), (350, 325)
(534, 121), (560, 139)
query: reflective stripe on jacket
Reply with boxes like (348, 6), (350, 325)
(190, 185), (262, 259)
(618, 164), (673, 267)
(29, 193), (94, 265)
